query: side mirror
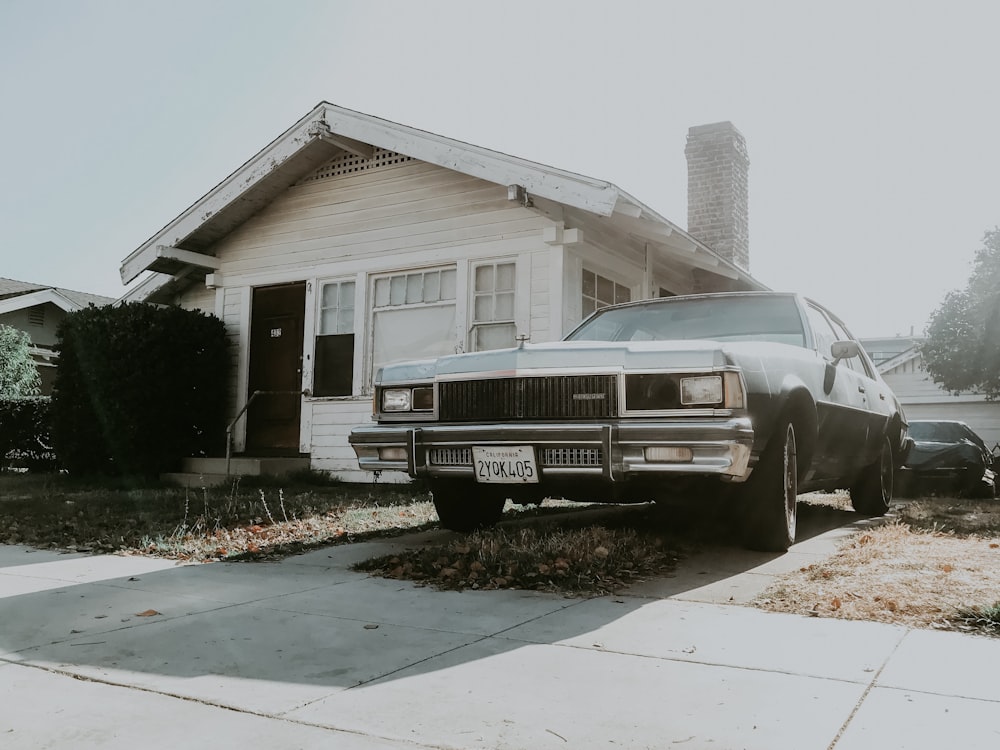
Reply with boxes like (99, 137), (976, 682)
(830, 340), (860, 363)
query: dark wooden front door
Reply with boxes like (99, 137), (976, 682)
(246, 282), (306, 454)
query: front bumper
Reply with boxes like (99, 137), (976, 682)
(349, 417), (754, 482)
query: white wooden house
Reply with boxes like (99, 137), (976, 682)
(119, 103), (765, 481)
(0, 278), (113, 395)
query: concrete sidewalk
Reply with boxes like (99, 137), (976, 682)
(1, 521), (998, 750)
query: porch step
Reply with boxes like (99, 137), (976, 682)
(161, 457), (311, 488)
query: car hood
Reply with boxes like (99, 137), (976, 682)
(375, 339), (792, 383)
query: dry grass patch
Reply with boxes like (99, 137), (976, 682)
(756, 515), (1000, 634)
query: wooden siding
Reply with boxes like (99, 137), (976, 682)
(208, 161), (544, 279)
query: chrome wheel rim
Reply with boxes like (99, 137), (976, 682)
(783, 423), (798, 540)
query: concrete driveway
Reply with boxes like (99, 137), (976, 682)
(1, 506), (998, 749)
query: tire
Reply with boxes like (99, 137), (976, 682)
(430, 480), (506, 532)
(741, 419), (798, 552)
(850, 434), (893, 516)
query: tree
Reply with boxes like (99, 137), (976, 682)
(0, 324), (41, 397)
(922, 228), (1000, 398)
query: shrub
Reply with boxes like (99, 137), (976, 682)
(0, 324), (41, 397)
(51, 302), (229, 477)
(0, 396), (55, 471)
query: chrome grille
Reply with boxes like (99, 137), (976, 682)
(438, 375), (618, 421)
(428, 448), (472, 466)
(541, 448), (603, 467)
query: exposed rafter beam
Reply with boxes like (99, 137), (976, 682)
(154, 245), (221, 270)
(309, 122), (374, 159)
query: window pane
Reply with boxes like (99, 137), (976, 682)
(495, 292), (514, 319)
(338, 307), (354, 334)
(374, 278), (390, 307)
(496, 263), (515, 290)
(597, 276), (614, 305)
(615, 283), (631, 304)
(582, 270), (596, 298)
(313, 333), (354, 397)
(340, 282), (354, 309)
(582, 297), (596, 317)
(475, 264), (494, 292)
(389, 276), (406, 305)
(474, 295), (493, 322)
(424, 272), (440, 302)
(474, 323), (516, 351)
(440, 269), (456, 299)
(322, 284), (339, 307)
(405, 274), (423, 304)
(320, 308), (338, 335)
(373, 305), (456, 374)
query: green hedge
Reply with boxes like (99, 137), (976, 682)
(0, 396), (56, 471)
(51, 302), (230, 477)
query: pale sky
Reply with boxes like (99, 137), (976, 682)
(2, 0), (997, 338)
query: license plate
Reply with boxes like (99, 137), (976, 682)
(472, 446), (539, 484)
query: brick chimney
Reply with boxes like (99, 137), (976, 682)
(685, 122), (750, 271)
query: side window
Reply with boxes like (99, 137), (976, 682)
(471, 261), (516, 351)
(371, 267), (457, 377)
(804, 305), (838, 361)
(583, 268), (631, 317)
(314, 281), (355, 396)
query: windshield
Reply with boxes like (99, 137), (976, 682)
(908, 422), (979, 444)
(566, 295), (806, 346)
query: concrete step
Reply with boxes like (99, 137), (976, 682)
(161, 457), (311, 487)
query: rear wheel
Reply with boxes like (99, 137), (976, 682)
(429, 480), (506, 532)
(741, 419), (798, 552)
(850, 435), (893, 516)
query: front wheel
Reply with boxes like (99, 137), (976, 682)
(740, 419), (798, 552)
(850, 435), (893, 516)
(429, 480), (506, 532)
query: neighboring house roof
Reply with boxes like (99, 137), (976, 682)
(120, 101), (766, 299)
(875, 346), (922, 375)
(0, 277), (114, 314)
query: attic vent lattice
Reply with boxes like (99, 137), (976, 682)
(28, 307), (45, 326)
(298, 147), (414, 184)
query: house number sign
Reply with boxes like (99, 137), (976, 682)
(270, 328), (283, 338)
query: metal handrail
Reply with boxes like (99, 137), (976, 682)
(225, 390), (303, 476)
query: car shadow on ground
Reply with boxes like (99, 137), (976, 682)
(0, 496), (865, 712)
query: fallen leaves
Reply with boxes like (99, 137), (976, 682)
(353, 524), (682, 596)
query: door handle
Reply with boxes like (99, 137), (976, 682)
(858, 385), (866, 394)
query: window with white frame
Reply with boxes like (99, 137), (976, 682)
(470, 260), (516, 351)
(582, 268), (631, 317)
(371, 267), (457, 377)
(313, 280), (355, 396)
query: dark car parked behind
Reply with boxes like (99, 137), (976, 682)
(899, 420), (997, 498)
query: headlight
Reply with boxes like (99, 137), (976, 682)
(680, 375), (723, 405)
(381, 386), (435, 412)
(382, 388), (413, 412)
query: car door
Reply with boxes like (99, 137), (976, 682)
(803, 304), (871, 481)
(827, 316), (894, 466)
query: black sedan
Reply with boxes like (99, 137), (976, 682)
(350, 292), (908, 552)
(899, 420), (997, 498)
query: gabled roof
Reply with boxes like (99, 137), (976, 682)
(876, 346), (922, 375)
(120, 102), (765, 297)
(0, 277), (113, 314)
